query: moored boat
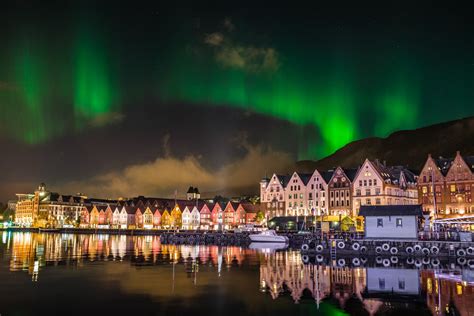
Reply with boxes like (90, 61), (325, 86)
(249, 230), (289, 243)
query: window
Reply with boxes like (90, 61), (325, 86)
(375, 198), (381, 205)
(379, 278), (385, 290)
(365, 189), (371, 196)
(366, 198), (371, 205)
(396, 218), (403, 227)
(369, 179), (372, 186)
(364, 180), (367, 186)
(374, 179), (377, 186)
(356, 189), (361, 196)
(422, 186), (428, 194)
(359, 180), (362, 186)
(377, 218), (383, 227)
(451, 185), (456, 193)
(399, 279), (405, 290)
(375, 188), (381, 195)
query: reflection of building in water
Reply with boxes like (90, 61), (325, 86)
(259, 251), (366, 306)
(422, 270), (474, 316)
(363, 268), (422, 315)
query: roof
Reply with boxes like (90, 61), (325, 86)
(359, 205), (423, 216)
(320, 171), (334, 184)
(296, 173), (312, 185)
(370, 160), (417, 184)
(463, 156), (474, 173)
(276, 174), (291, 187)
(239, 203), (260, 213)
(344, 168), (359, 182)
(187, 186), (194, 194)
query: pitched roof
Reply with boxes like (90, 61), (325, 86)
(371, 160), (417, 184)
(239, 203), (260, 213)
(187, 186), (194, 194)
(359, 205), (422, 216)
(463, 155), (474, 173)
(433, 156), (454, 176)
(276, 175), (291, 187)
(297, 173), (312, 185)
(320, 171), (334, 184)
(344, 168), (359, 182)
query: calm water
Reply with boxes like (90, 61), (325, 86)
(0, 232), (472, 316)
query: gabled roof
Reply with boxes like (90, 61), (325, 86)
(344, 168), (359, 182)
(296, 173), (312, 185)
(359, 205), (422, 216)
(320, 171), (334, 184)
(275, 175), (291, 187)
(239, 203), (260, 213)
(464, 156), (474, 173)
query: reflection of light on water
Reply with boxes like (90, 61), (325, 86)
(2, 231), (7, 244)
(32, 260), (39, 282)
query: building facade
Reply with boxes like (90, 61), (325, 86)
(352, 159), (418, 215)
(418, 151), (474, 217)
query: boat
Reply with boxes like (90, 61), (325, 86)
(249, 230), (289, 243)
(249, 242), (288, 252)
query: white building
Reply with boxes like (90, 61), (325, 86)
(352, 159), (418, 215)
(260, 174), (289, 218)
(359, 205), (422, 239)
(285, 172), (312, 216)
(305, 169), (331, 216)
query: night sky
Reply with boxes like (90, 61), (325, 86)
(0, 1), (473, 201)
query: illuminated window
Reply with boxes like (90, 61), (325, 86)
(396, 218), (403, 227)
(377, 218), (383, 227)
(451, 185), (456, 193)
(422, 186), (428, 194)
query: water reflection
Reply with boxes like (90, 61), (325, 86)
(1, 232), (474, 315)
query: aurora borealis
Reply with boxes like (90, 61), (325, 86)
(0, 1), (473, 200)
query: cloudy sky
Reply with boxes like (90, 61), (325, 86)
(0, 1), (473, 200)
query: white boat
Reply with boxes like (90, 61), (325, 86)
(249, 230), (289, 243)
(249, 242), (288, 252)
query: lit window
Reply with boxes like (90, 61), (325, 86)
(396, 218), (403, 227)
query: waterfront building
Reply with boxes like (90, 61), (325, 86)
(190, 205), (201, 229)
(352, 159), (418, 215)
(182, 206), (193, 230)
(143, 207), (154, 229)
(285, 172), (312, 217)
(223, 202), (238, 229)
(211, 203), (224, 230)
(199, 204), (212, 229)
(160, 209), (172, 228)
(260, 174), (289, 218)
(89, 206), (100, 228)
(305, 169), (331, 217)
(418, 151), (474, 217)
(170, 205), (182, 229)
(327, 167), (358, 217)
(239, 202), (259, 224)
(359, 205), (422, 239)
(153, 208), (161, 227)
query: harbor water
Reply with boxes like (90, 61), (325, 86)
(0, 232), (472, 315)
